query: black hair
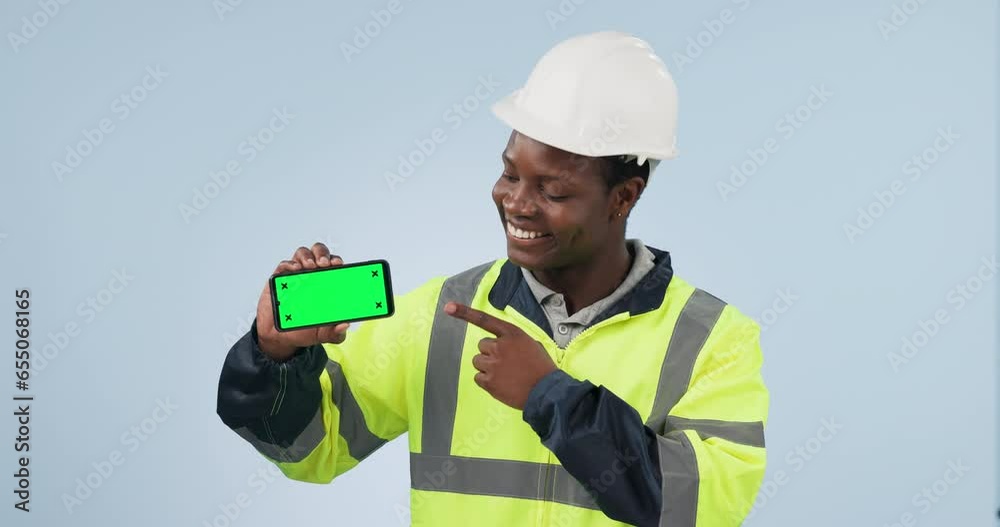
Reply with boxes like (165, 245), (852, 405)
(598, 156), (650, 224)
(601, 156), (650, 192)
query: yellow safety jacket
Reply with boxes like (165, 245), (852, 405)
(216, 246), (768, 526)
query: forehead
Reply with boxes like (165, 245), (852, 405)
(502, 131), (604, 182)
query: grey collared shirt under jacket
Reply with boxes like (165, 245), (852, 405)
(519, 238), (656, 348)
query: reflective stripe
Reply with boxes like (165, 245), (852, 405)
(666, 416), (765, 448)
(657, 432), (699, 527)
(645, 289), (726, 435)
(646, 289), (768, 525)
(647, 288), (725, 527)
(550, 463), (600, 509)
(410, 453), (600, 510)
(326, 361), (387, 461)
(421, 262), (495, 456)
(233, 405), (326, 463)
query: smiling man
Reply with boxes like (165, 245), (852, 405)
(216, 31), (768, 527)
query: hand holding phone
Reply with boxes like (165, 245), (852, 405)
(254, 243), (361, 361)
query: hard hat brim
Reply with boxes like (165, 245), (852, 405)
(492, 91), (595, 158)
(491, 91), (677, 169)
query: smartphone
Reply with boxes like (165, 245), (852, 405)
(270, 259), (394, 332)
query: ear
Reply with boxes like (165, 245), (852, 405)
(616, 163), (647, 215)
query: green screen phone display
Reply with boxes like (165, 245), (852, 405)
(270, 259), (393, 331)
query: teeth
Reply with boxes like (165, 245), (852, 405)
(507, 222), (547, 240)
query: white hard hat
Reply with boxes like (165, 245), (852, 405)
(492, 31), (678, 176)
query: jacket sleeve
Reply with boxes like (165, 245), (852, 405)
(522, 306), (768, 526)
(216, 278), (441, 483)
(522, 369), (663, 526)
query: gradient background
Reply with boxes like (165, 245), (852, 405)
(1, 0), (996, 525)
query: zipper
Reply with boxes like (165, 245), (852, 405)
(509, 309), (632, 526)
(512, 310), (631, 361)
(560, 312), (630, 352)
(502, 311), (561, 527)
(525, 320), (558, 527)
(541, 462), (554, 526)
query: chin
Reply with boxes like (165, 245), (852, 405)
(506, 245), (551, 271)
(505, 246), (534, 268)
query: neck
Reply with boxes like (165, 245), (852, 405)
(532, 239), (634, 316)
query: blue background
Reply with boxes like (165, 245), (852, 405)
(1, 0), (995, 525)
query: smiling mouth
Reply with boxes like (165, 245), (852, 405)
(506, 221), (552, 241)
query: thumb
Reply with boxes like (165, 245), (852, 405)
(317, 322), (351, 344)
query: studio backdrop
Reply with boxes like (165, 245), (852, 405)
(1, 1), (995, 526)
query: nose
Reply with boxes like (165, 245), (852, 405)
(502, 184), (538, 217)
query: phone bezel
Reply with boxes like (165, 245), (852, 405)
(269, 258), (395, 332)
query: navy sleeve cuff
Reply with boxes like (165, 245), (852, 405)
(216, 319), (328, 445)
(522, 369), (592, 442)
(247, 318), (323, 370)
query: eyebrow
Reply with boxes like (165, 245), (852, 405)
(501, 152), (569, 182)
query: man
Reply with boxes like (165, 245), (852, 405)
(216, 31), (768, 526)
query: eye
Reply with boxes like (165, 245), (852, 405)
(539, 184), (567, 201)
(502, 173), (518, 182)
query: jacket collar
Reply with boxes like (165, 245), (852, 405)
(487, 244), (674, 339)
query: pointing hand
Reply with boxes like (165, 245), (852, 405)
(444, 302), (557, 410)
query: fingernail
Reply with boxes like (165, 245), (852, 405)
(444, 303), (455, 314)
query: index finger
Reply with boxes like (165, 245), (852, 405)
(444, 302), (513, 336)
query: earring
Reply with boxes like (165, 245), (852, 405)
(617, 211), (622, 217)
